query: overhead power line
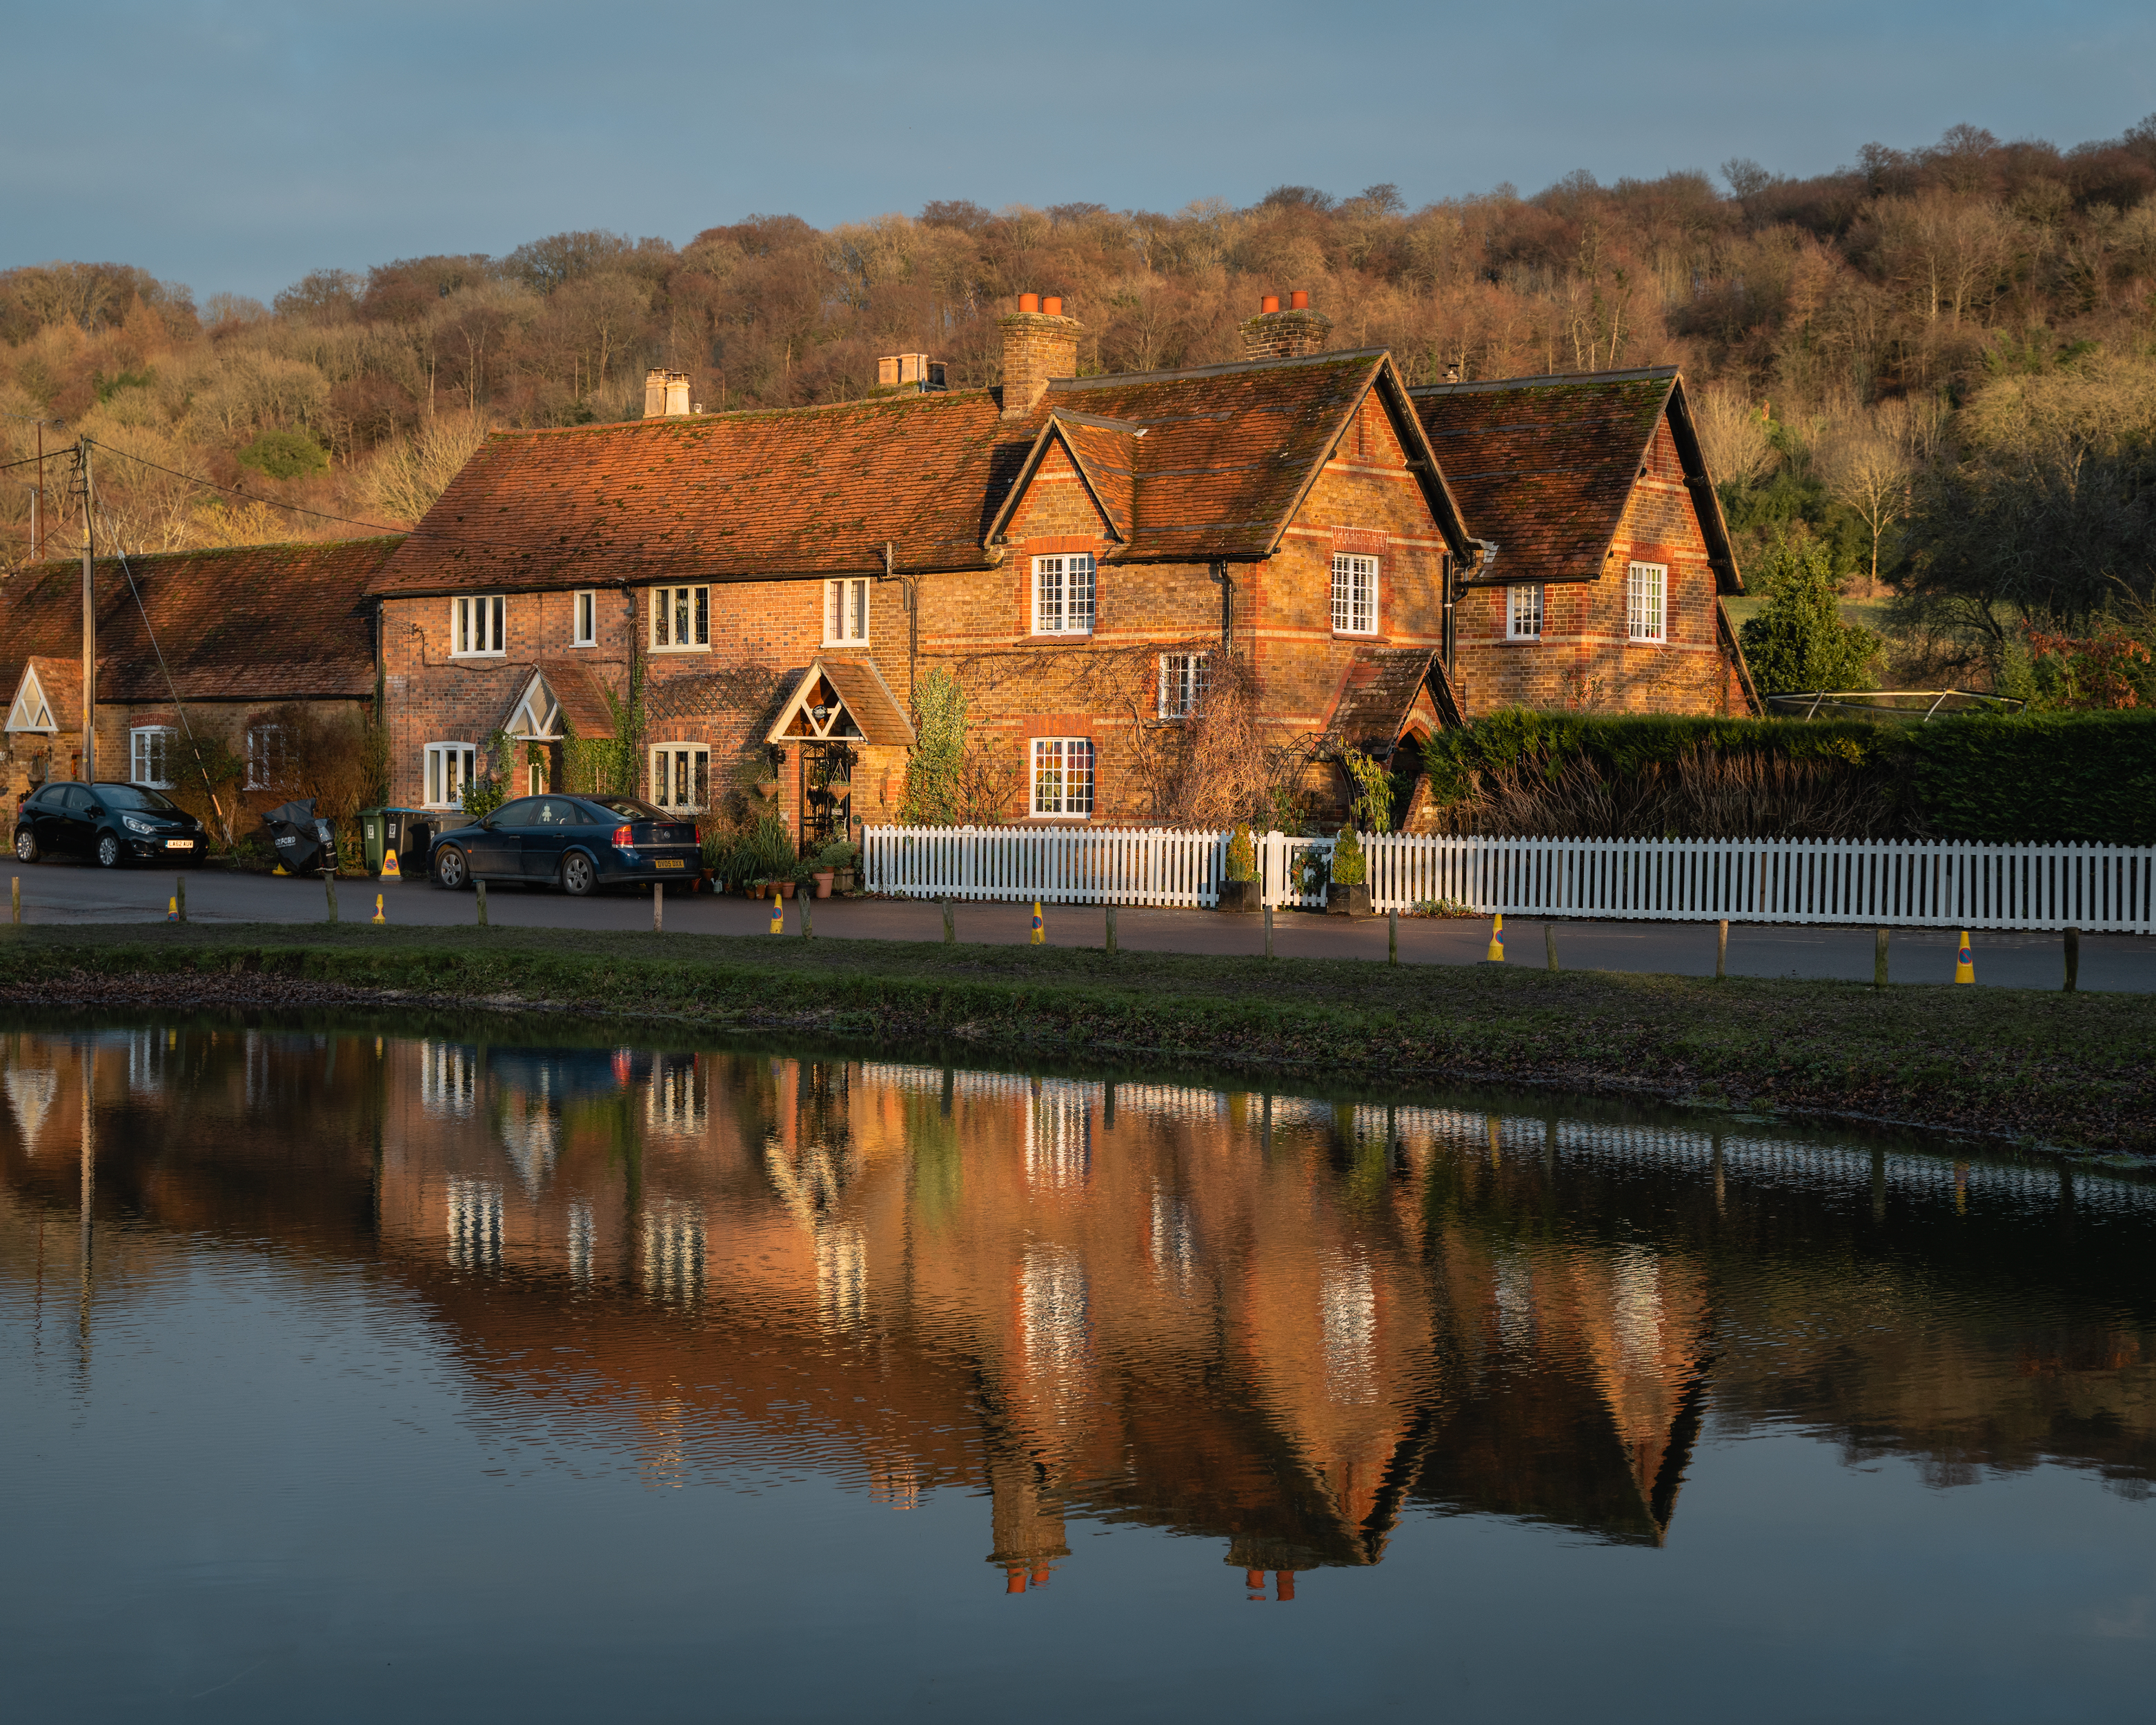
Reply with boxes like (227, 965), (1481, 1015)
(85, 438), (406, 535)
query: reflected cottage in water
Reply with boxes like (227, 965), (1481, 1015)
(4, 1024), (2155, 1606)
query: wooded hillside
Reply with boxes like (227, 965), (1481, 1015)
(6, 118), (2154, 701)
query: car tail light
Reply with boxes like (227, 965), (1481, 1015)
(692, 825), (702, 848)
(613, 824), (633, 848)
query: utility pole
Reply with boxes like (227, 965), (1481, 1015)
(34, 420), (44, 561)
(72, 440), (95, 780)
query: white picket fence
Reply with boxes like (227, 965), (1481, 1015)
(862, 825), (2156, 933)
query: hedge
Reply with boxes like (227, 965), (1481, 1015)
(1420, 708), (2156, 845)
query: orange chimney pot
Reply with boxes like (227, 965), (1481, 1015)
(1017, 293), (1040, 314)
(1260, 295), (1280, 314)
(1041, 295), (1062, 317)
(1290, 290), (1309, 310)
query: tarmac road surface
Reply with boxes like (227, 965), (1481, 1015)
(8, 855), (2151, 992)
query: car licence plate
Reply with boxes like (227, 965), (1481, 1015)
(166, 839), (195, 849)
(656, 858), (686, 869)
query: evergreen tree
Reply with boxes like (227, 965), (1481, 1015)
(1739, 531), (1880, 694)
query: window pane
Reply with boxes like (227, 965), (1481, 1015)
(1070, 557), (1094, 631)
(695, 587), (709, 645)
(694, 751), (709, 809)
(851, 580), (867, 640)
(490, 595), (504, 652)
(1036, 558), (1061, 633)
(1069, 740), (1093, 814)
(828, 582), (842, 640)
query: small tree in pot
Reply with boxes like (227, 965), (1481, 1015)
(1327, 826), (1369, 917)
(1218, 823), (1258, 912)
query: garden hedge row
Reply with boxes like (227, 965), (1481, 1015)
(1421, 709), (2156, 845)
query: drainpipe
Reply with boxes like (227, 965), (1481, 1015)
(884, 540), (919, 696)
(1209, 560), (1233, 651)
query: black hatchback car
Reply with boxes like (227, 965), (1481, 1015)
(426, 795), (701, 895)
(14, 781), (210, 869)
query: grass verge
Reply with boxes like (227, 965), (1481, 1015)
(3, 922), (2148, 1155)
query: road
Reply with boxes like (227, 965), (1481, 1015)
(10, 856), (2151, 992)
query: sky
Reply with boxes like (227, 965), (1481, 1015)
(6, 0), (2154, 304)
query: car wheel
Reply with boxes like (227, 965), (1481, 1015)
(560, 851), (597, 897)
(434, 845), (471, 890)
(13, 829), (38, 864)
(95, 831), (122, 869)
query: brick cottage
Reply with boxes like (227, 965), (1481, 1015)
(363, 296), (1754, 848)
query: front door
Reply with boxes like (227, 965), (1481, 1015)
(802, 745), (854, 851)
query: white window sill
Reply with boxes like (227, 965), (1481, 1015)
(569, 640), (596, 650)
(448, 651), (506, 661)
(1031, 631), (1094, 640)
(1502, 635), (1543, 644)
(649, 643), (711, 654)
(822, 640), (870, 650)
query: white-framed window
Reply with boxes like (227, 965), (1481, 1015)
(246, 722), (292, 791)
(571, 589), (597, 647)
(1032, 554), (1095, 635)
(651, 584), (711, 651)
(1331, 553), (1377, 635)
(425, 742), (477, 809)
(450, 594), (505, 657)
(1029, 737), (1094, 818)
(1627, 561), (1667, 643)
(1158, 651), (1209, 719)
(824, 578), (871, 645)
(1507, 584), (1543, 640)
(649, 745), (711, 811)
(129, 726), (177, 788)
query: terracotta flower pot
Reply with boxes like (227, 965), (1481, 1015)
(780, 880), (796, 898)
(813, 871), (834, 899)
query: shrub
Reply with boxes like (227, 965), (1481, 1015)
(1330, 825), (1367, 885)
(235, 429), (329, 481)
(1225, 823), (1256, 883)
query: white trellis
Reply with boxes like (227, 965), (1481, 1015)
(862, 826), (2156, 933)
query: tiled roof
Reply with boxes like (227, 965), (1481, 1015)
(367, 391), (1019, 598)
(1319, 647), (1462, 756)
(369, 350), (1478, 599)
(1410, 367), (1740, 592)
(763, 656), (915, 747)
(1039, 351), (1473, 563)
(0, 538), (393, 709)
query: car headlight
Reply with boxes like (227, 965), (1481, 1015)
(122, 816), (157, 834)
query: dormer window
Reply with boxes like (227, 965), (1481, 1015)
(1032, 555), (1094, 635)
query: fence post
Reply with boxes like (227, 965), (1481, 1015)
(1263, 902), (1274, 959)
(325, 872), (338, 924)
(800, 891), (812, 938)
(653, 880), (664, 934)
(1874, 927), (1888, 988)
(1716, 919), (1728, 980)
(1105, 903), (1117, 954)
(942, 897), (954, 945)
(176, 875), (186, 925)
(2064, 925), (2079, 993)
(476, 878), (488, 927)
(1545, 920), (1558, 973)
(1387, 907), (1397, 965)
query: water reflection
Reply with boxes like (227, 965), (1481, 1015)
(4, 1023), (2154, 1609)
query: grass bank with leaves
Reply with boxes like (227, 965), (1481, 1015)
(3, 923), (2148, 1157)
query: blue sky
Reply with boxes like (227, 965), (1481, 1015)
(8, 0), (2154, 304)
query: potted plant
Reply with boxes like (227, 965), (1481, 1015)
(1218, 823), (1258, 913)
(1327, 826), (1370, 917)
(817, 838), (861, 894)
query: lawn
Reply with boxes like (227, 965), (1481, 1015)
(3, 921), (2148, 1154)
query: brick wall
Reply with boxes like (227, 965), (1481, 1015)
(1452, 410), (1744, 718)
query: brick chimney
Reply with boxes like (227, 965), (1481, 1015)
(1240, 290), (1334, 361)
(998, 293), (1082, 420)
(643, 368), (692, 417)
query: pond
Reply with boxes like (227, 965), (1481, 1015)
(3, 1018), (2152, 1722)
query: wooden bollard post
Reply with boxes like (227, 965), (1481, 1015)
(1716, 919), (1729, 980)
(1263, 902), (1274, 959)
(800, 891), (812, 938)
(177, 874), (186, 924)
(10, 876), (18, 925)
(324, 872), (337, 924)
(653, 880), (664, 933)
(942, 898), (954, 945)
(1545, 920), (1559, 973)
(1105, 903), (1117, 954)
(477, 878), (488, 927)
(1387, 908), (1398, 965)
(1874, 927), (1889, 989)
(2064, 926), (2079, 993)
